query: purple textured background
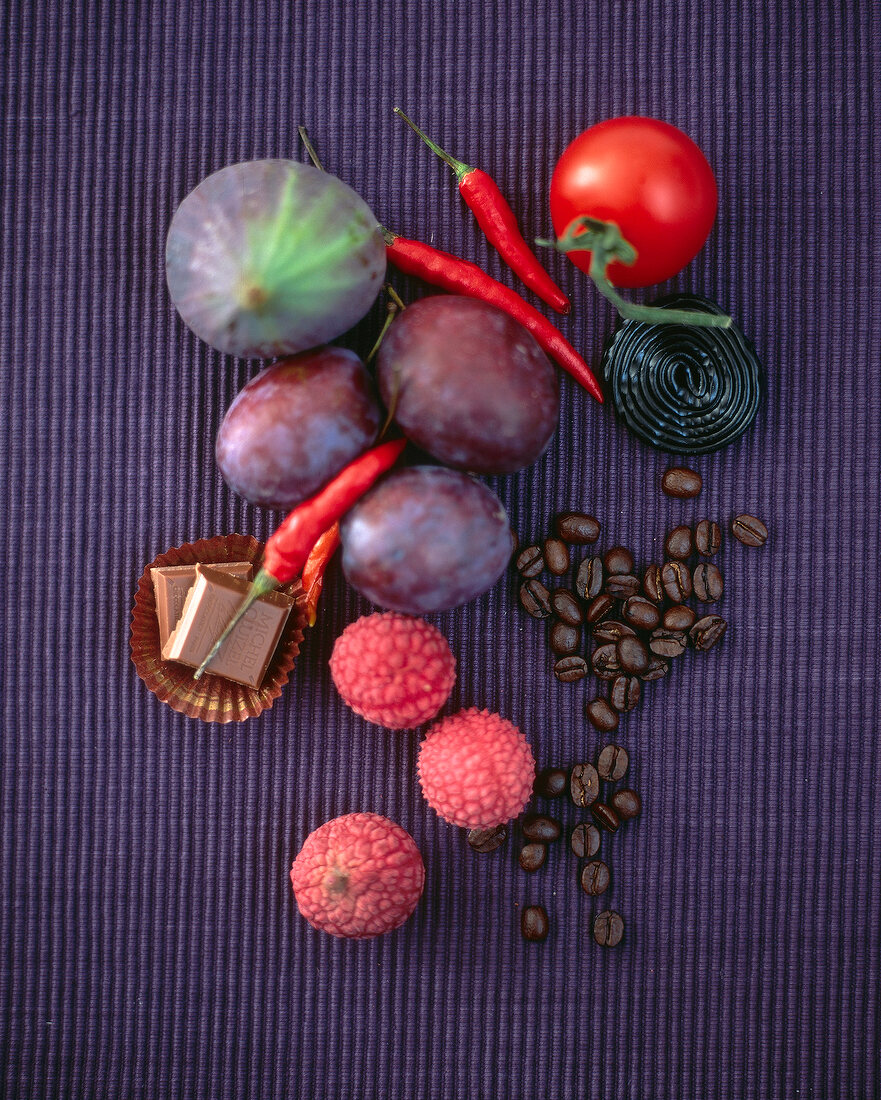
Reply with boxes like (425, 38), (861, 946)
(2, 2), (880, 1098)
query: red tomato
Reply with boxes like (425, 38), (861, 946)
(549, 117), (718, 289)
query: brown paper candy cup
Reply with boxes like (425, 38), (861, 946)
(130, 534), (306, 723)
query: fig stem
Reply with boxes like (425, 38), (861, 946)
(298, 125), (324, 171)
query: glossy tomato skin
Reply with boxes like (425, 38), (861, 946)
(550, 117), (718, 288)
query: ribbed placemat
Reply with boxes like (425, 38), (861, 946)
(2, 2), (879, 1098)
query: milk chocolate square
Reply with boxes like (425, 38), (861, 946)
(160, 565), (293, 689)
(151, 561), (253, 647)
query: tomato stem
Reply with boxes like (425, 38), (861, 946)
(537, 216), (732, 329)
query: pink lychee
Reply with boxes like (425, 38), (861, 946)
(329, 612), (456, 729)
(417, 707), (536, 829)
(290, 812), (425, 939)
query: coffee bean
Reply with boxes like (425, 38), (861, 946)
(551, 588), (583, 626)
(690, 614), (728, 651)
(592, 620), (635, 645)
(663, 604), (696, 631)
(593, 909), (625, 947)
(649, 628), (687, 658)
(592, 643), (622, 680)
(515, 545), (544, 577)
(467, 824), (508, 853)
(549, 620), (580, 655)
(616, 635), (650, 674)
(544, 538), (570, 575)
(596, 743), (629, 781)
(665, 525), (694, 561)
(556, 512), (601, 544)
(661, 561), (692, 601)
(585, 697), (619, 732)
(732, 513), (768, 547)
(693, 562), (723, 602)
(580, 859), (611, 896)
(585, 593), (615, 623)
(554, 655), (589, 682)
(520, 579), (552, 618)
(576, 555), (604, 600)
(610, 674), (641, 712)
(590, 802), (620, 832)
(605, 573), (640, 599)
(570, 763), (600, 808)
(521, 904), (549, 942)
(522, 814), (562, 844)
(639, 656), (669, 681)
(610, 788), (642, 820)
(695, 519), (722, 556)
(519, 843), (547, 872)
(622, 596), (661, 632)
(534, 767), (568, 799)
(642, 563), (664, 603)
(661, 466), (702, 498)
(604, 546), (635, 575)
(570, 822), (601, 859)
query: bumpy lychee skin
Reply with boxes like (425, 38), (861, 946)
(329, 612), (456, 729)
(417, 708), (536, 829)
(290, 813), (425, 939)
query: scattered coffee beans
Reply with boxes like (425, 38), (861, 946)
(690, 614), (728, 651)
(570, 822), (601, 859)
(639, 656), (669, 681)
(544, 537), (570, 574)
(580, 859), (611, 896)
(642, 563), (664, 603)
(732, 513), (768, 547)
(585, 697), (619, 732)
(663, 604), (696, 631)
(519, 843), (547, 872)
(605, 573), (640, 599)
(554, 655), (589, 682)
(467, 825), (508, 853)
(519, 579), (552, 619)
(616, 635), (650, 675)
(522, 814), (562, 844)
(695, 519), (722, 556)
(594, 909), (625, 947)
(604, 546), (634, 575)
(610, 789), (642, 820)
(592, 619), (635, 644)
(592, 643), (621, 680)
(664, 525), (694, 560)
(590, 802), (620, 832)
(570, 763), (599, 808)
(515, 545), (544, 577)
(622, 596), (660, 632)
(549, 620), (580, 655)
(556, 512), (601, 544)
(534, 767), (568, 799)
(596, 743), (629, 782)
(661, 467), (702, 498)
(610, 674), (641, 712)
(693, 562), (723, 602)
(661, 560), (692, 601)
(521, 905), (550, 942)
(576, 555), (603, 600)
(585, 593), (615, 623)
(551, 588), (583, 626)
(649, 628), (687, 658)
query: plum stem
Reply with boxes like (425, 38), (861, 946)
(298, 125), (324, 171)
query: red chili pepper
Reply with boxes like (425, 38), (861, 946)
(384, 231), (602, 403)
(193, 438), (406, 678)
(301, 522), (341, 627)
(394, 107), (570, 316)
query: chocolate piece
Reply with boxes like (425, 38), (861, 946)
(161, 565), (293, 688)
(151, 561), (252, 647)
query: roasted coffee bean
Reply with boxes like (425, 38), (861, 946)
(467, 825), (509, 853)
(515, 545), (544, 577)
(732, 513), (768, 547)
(661, 466), (703, 498)
(549, 620), (580, 655)
(534, 767), (569, 799)
(695, 519), (722, 556)
(580, 859), (611, 896)
(522, 814), (562, 844)
(663, 604), (696, 631)
(616, 635), (650, 674)
(519, 843), (547, 872)
(520, 579), (552, 618)
(693, 562), (723, 602)
(576, 555), (604, 600)
(596, 743), (629, 781)
(639, 656), (669, 681)
(585, 697), (619, 732)
(585, 593), (615, 623)
(610, 674), (641, 712)
(605, 573), (640, 599)
(551, 588), (583, 626)
(642, 563), (664, 603)
(592, 644), (622, 680)
(570, 763), (600, 808)
(521, 904), (549, 942)
(610, 788), (642, 820)
(544, 537), (570, 575)
(570, 822), (601, 859)
(665, 525), (694, 560)
(554, 655), (589, 682)
(604, 546), (635, 575)
(592, 619), (635, 645)
(556, 512), (601, 544)
(594, 909), (625, 947)
(661, 560), (692, 601)
(690, 614), (728, 651)
(590, 801), (620, 832)
(622, 596), (661, 632)
(649, 628), (687, 658)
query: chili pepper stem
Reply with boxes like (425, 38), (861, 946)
(298, 125), (324, 171)
(393, 107), (473, 183)
(537, 215), (732, 329)
(193, 568), (279, 680)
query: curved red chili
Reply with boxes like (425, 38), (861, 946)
(394, 107), (570, 315)
(301, 522), (341, 627)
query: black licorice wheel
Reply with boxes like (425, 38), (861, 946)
(600, 294), (762, 455)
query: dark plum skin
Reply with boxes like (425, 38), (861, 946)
(339, 466), (513, 614)
(376, 296), (559, 474)
(216, 347), (380, 510)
